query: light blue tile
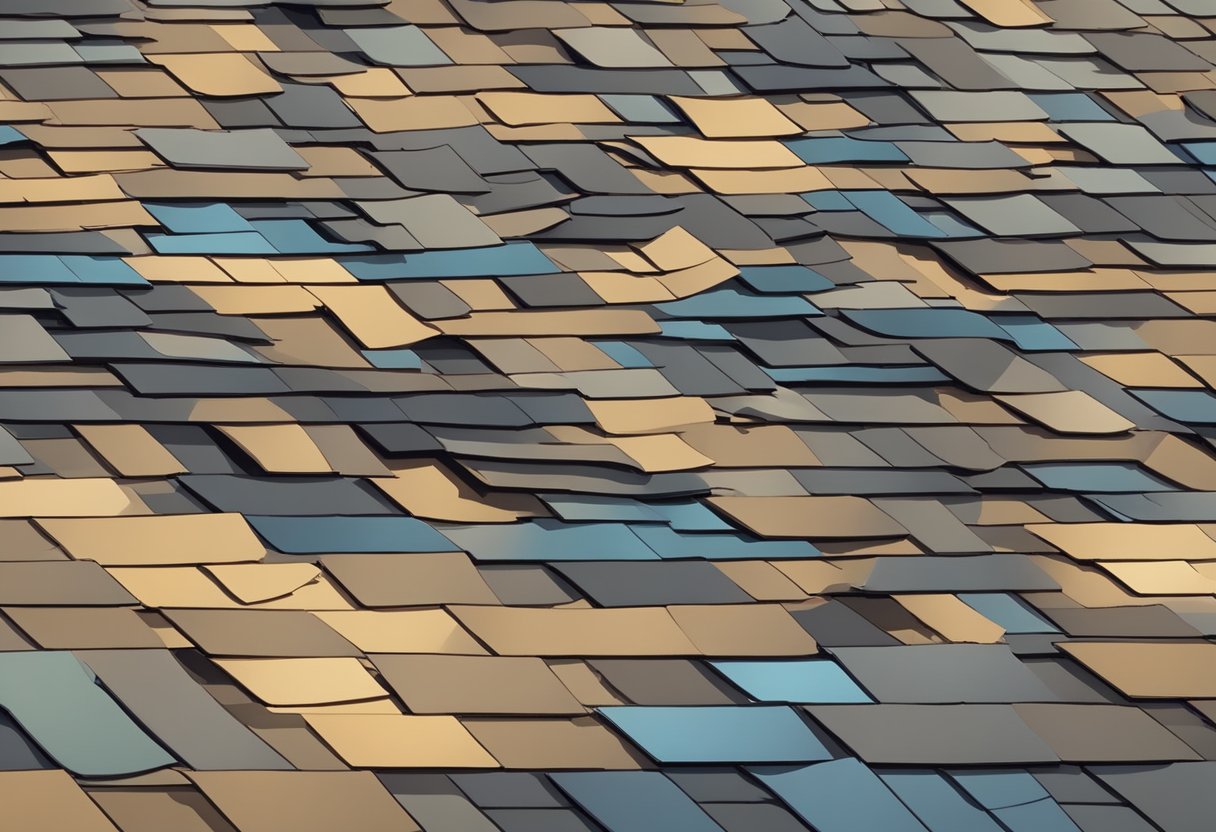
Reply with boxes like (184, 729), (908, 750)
(0, 255), (80, 284)
(0, 126), (27, 144)
(343, 242), (560, 280)
(1182, 142), (1216, 165)
(1029, 93), (1114, 122)
(958, 593), (1059, 634)
(1023, 462), (1174, 493)
(845, 191), (946, 238)
(145, 231), (277, 255)
(1132, 389), (1216, 424)
(594, 341), (653, 368)
(600, 706), (832, 763)
(362, 349), (422, 369)
(601, 94), (682, 123)
(632, 525), (819, 560)
(712, 659), (873, 703)
(145, 202), (253, 234)
(739, 265), (834, 294)
(658, 320), (735, 340)
(60, 256), (149, 286)
(996, 316), (1078, 351)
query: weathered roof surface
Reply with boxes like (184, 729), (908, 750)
(0, 0), (1215, 829)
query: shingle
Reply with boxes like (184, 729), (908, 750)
(885, 771), (1006, 831)
(806, 705), (1058, 765)
(590, 660), (747, 706)
(265, 83), (363, 129)
(752, 759), (932, 832)
(78, 649), (290, 771)
(0, 651), (175, 777)
(346, 25), (450, 66)
(356, 195), (501, 249)
(1092, 764), (1216, 832)
(522, 144), (655, 195)
(1, 67), (113, 100)
(0, 0), (1211, 815)
(554, 27), (672, 68)
(553, 561), (751, 606)
(368, 146), (488, 193)
(549, 772), (724, 832)
(829, 644), (1060, 704)
(136, 129), (308, 171)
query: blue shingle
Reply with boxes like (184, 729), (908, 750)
(658, 320), (735, 340)
(0, 255), (80, 284)
(0, 126), (28, 144)
(1180, 142), (1216, 165)
(60, 256), (149, 286)
(711, 659), (873, 703)
(632, 525), (819, 560)
(145, 202), (253, 234)
(787, 137), (909, 164)
(601, 94), (682, 123)
(845, 191), (947, 238)
(1029, 93), (1115, 122)
(1132, 389), (1216, 424)
(995, 316), (1078, 351)
(804, 190), (854, 211)
(343, 241), (560, 280)
(145, 232), (277, 255)
(649, 500), (735, 532)
(594, 341), (654, 368)
(1023, 462), (1174, 493)
(656, 288), (821, 319)
(362, 349), (423, 369)
(957, 594), (1059, 634)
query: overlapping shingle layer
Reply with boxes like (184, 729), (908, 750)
(1, 0), (1216, 830)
